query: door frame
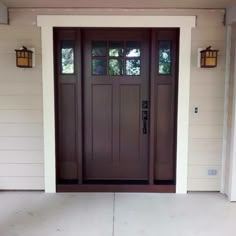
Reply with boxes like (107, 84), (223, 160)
(37, 15), (196, 193)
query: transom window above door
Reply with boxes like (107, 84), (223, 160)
(92, 41), (141, 76)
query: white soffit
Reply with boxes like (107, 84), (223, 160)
(1, 0), (236, 9)
(0, 1), (8, 24)
(37, 15), (196, 28)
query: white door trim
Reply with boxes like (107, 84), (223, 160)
(37, 15), (196, 193)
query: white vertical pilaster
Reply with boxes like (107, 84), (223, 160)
(41, 26), (56, 193)
(176, 27), (192, 194)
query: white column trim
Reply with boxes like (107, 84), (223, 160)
(229, 37), (236, 201)
(176, 27), (192, 194)
(37, 15), (196, 193)
(221, 26), (232, 194)
(41, 26), (56, 193)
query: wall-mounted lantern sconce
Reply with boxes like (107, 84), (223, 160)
(200, 46), (219, 68)
(15, 46), (33, 68)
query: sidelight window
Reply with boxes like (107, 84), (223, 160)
(158, 41), (172, 75)
(61, 40), (75, 74)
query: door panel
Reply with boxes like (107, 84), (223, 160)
(120, 85), (140, 162)
(155, 85), (173, 180)
(92, 85), (113, 162)
(83, 29), (149, 180)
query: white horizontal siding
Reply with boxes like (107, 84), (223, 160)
(188, 179), (220, 191)
(0, 124), (43, 137)
(192, 27), (226, 41)
(0, 110), (43, 124)
(189, 125), (223, 139)
(0, 23), (44, 190)
(0, 150), (43, 163)
(188, 10), (225, 191)
(188, 165), (221, 179)
(0, 137), (43, 150)
(188, 152), (221, 165)
(0, 177), (44, 190)
(189, 112), (224, 125)
(190, 97), (224, 112)
(0, 83), (42, 95)
(189, 138), (223, 153)
(0, 96), (42, 110)
(0, 164), (44, 177)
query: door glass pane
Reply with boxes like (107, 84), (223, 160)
(109, 59), (124, 76)
(158, 41), (172, 75)
(92, 59), (107, 75)
(61, 40), (74, 74)
(126, 41), (141, 57)
(109, 41), (124, 57)
(126, 59), (141, 76)
(92, 41), (107, 57)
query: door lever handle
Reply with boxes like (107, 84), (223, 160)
(143, 119), (147, 134)
(142, 111), (148, 134)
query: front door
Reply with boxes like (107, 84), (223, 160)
(83, 29), (149, 181)
(54, 28), (179, 192)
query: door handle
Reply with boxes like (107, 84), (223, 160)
(143, 119), (147, 134)
(142, 110), (148, 134)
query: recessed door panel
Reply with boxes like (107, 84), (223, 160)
(155, 85), (173, 180)
(58, 85), (77, 180)
(120, 85), (140, 162)
(92, 85), (113, 162)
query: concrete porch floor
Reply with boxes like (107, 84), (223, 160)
(0, 192), (236, 236)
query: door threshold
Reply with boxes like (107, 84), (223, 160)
(56, 184), (176, 193)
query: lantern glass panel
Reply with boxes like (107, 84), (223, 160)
(206, 58), (216, 67)
(18, 58), (28, 67)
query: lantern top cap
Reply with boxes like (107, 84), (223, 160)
(200, 46), (219, 53)
(15, 46), (33, 53)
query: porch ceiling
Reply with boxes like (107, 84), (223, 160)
(1, 0), (236, 9)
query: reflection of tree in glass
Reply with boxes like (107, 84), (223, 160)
(159, 48), (171, 74)
(126, 48), (140, 57)
(93, 59), (106, 75)
(62, 48), (74, 74)
(109, 48), (123, 57)
(109, 59), (123, 75)
(126, 48), (141, 75)
(126, 59), (140, 75)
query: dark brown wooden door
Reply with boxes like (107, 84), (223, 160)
(54, 28), (179, 191)
(83, 29), (150, 181)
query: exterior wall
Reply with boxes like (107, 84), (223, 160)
(0, 25), (44, 189)
(188, 12), (226, 191)
(0, 8), (226, 191)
